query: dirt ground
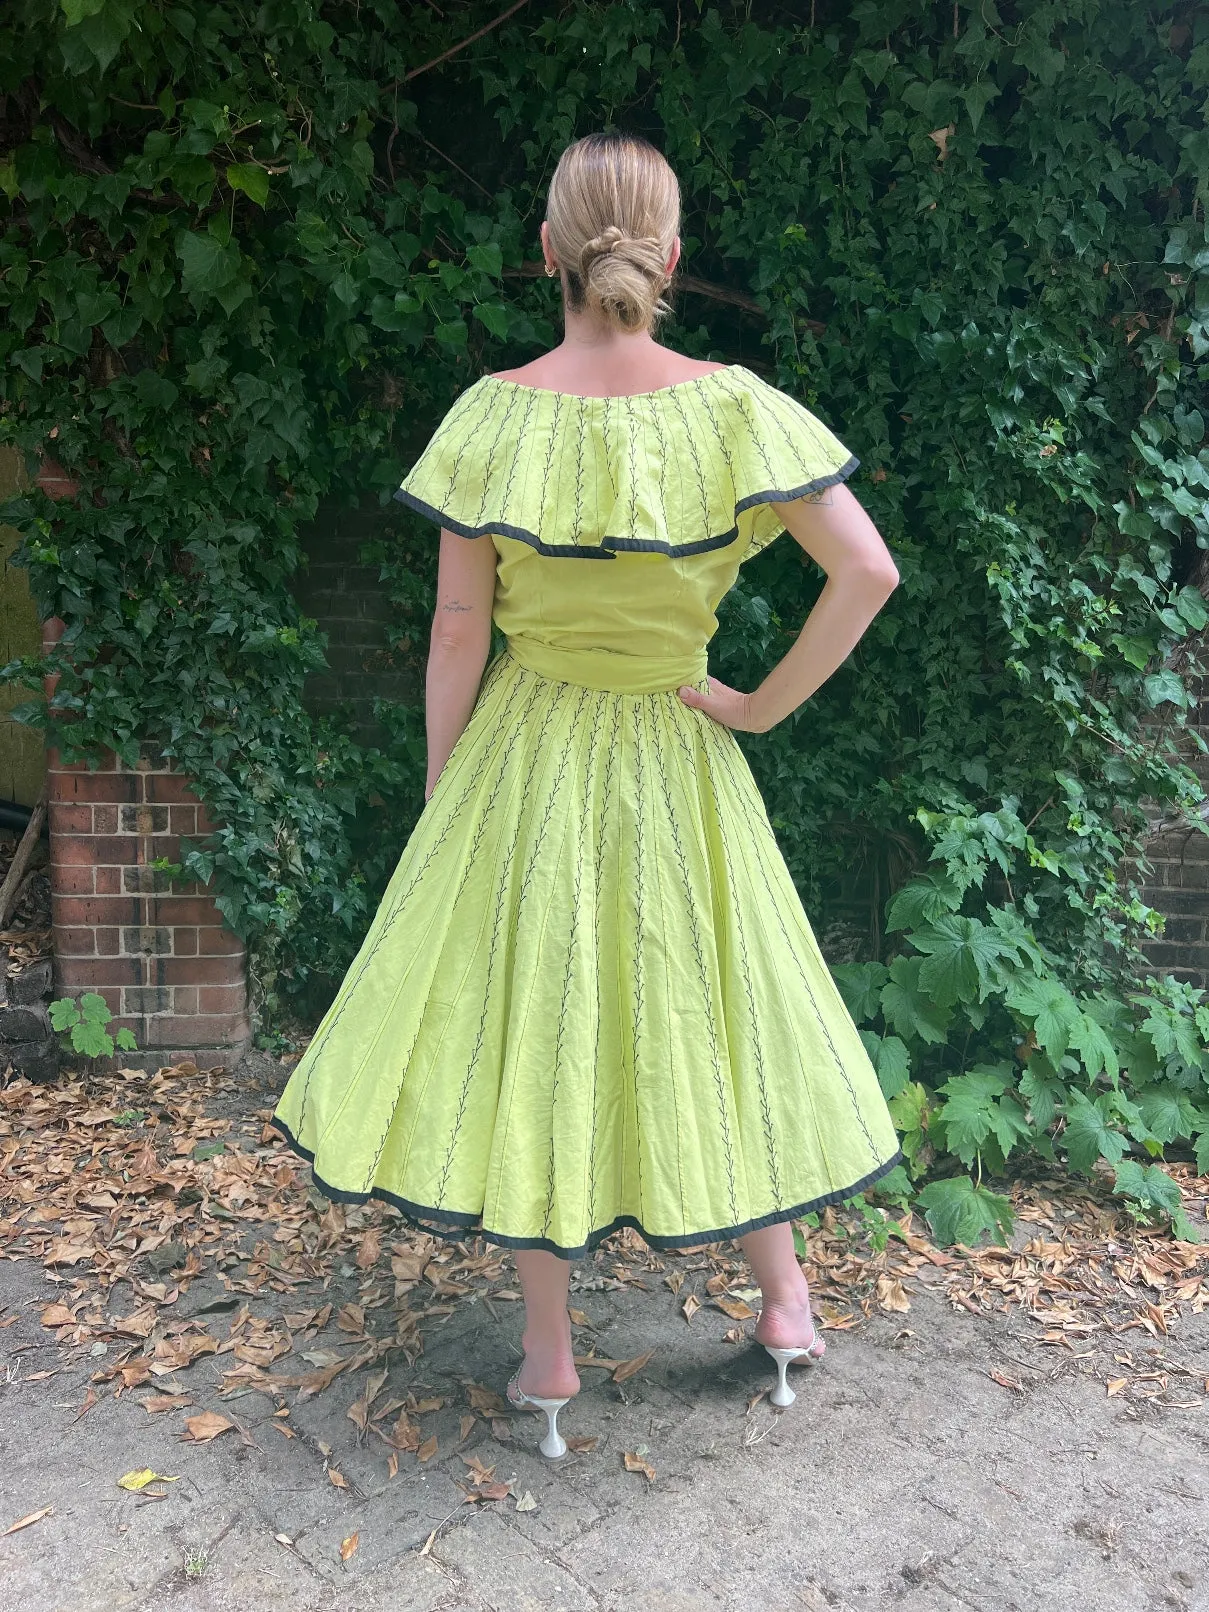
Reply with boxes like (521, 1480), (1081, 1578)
(1, 1053), (1208, 1612)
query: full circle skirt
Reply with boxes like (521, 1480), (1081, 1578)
(270, 648), (903, 1257)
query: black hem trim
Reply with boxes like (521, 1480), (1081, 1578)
(392, 455), (860, 561)
(268, 1112), (905, 1261)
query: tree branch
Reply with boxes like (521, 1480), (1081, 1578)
(402, 0), (531, 83)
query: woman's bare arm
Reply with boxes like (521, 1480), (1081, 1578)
(678, 483), (899, 732)
(425, 528), (497, 799)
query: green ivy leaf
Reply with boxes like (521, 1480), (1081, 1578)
(915, 1177), (1014, 1248)
(880, 956), (952, 1045)
(1062, 1091), (1129, 1175)
(226, 163), (270, 208)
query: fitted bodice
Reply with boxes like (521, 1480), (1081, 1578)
(396, 365), (858, 693)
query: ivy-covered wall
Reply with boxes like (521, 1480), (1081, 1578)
(2, 0), (1208, 1243)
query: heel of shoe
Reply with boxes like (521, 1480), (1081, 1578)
(764, 1344), (812, 1407)
(526, 1395), (569, 1459)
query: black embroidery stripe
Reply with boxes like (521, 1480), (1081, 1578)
(291, 667), (541, 1138)
(587, 691), (623, 1228)
(707, 727), (881, 1160)
(685, 714), (784, 1204)
(623, 396), (639, 536)
(432, 678), (575, 1207)
(571, 396), (587, 543)
(271, 1108), (906, 1260)
(534, 391), (564, 540)
(475, 388), (524, 523)
(666, 385), (712, 535)
(647, 695), (739, 1224)
(600, 395), (617, 496)
(497, 387), (539, 522)
(354, 671), (550, 1193)
(629, 698), (647, 1224)
(540, 691), (607, 1238)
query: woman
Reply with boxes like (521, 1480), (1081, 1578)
(271, 131), (903, 1459)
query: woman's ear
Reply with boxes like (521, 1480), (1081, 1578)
(665, 235), (681, 277)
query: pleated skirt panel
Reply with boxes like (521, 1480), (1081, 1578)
(270, 648), (903, 1258)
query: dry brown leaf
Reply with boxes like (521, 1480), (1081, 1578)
(682, 1294), (701, 1323)
(40, 1302), (76, 1328)
(458, 1413), (476, 1441)
(180, 1410), (234, 1443)
(340, 1531), (359, 1562)
(355, 1228), (382, 1270)
(4, 1505), (53, 1534)
(466, 1382), (507, 1414)
(565, 1434), (598, 1453)
(328, 1468), (348, 1490)
(613, 1349), (655, 1383)
(387, 1451), (399, 1479)
(515, 1490), (537, 1511)
(567, 1307), (589, 1326)
(988, 1369), (1025, 1393)
(713, 1297), (756, 1321)
(622, 1450), (656, 1481)
(1107, 1378), (1129, 1396)
(416, 1434), (438, 1463)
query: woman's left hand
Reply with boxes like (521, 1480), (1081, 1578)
(677, 676), (766, 732)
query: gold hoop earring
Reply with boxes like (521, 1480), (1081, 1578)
(545, 263), (558, 278)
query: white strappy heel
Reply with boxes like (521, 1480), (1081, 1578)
(762, 1317), (826, 1406)
(506, 1367), (572, 1459)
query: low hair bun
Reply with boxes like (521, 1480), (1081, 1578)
(546, 133), (681, 334)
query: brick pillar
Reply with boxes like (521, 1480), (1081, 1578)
(43, 618), (251, 1059)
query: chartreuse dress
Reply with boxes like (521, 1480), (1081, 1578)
(270, 363), (903, 1257)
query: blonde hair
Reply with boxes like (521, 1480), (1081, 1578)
(545, 132), (680, 334)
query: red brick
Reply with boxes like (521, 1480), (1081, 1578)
(174, 928), (199, 957)
(92, 804), (119, 834)
(197, 928), (245, 956)
(95, 928), (121, 956)
(48, 803), (95, 835)
(194, 806), (222, 836)
(149, 955), (244, 986)
(54, 956), (145, 988)
(54, 927), (97, 957)
(48, 749), (118, 773)
(51, 772), (140, 803)
(51, 865), (94, 896)
(198, 984), (246, 1013)
(143, 773), (201, 805)
(136, 1011), (249, 1048)
(143, 897), (226, 926)
(52, 834), (141, 867)
(173, 986), (199, 1015)
(52, 895), (143, 927)
(94, 866), (123, 894)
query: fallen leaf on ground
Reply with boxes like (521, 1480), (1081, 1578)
(328, 1469), (348, 1489)
(458, 1413), (476, 1441)
(613, 1349), (654, 1383)
(416, 1435), (438, 1462)
(4, 1506), (53, 1534)
(1107, 1378), (1129, 1396)
(340, 1531), (359, 1561)
(515, 1490), (537, 1511)
(140, 1394), (193, 1414)
(180, 1411), (234, 1442)
(117, 1469), (179, 1492)
(682, 1293), (701, 1323)
(713, 1296), (755, 1321)
(623, 1450), (656, 1481)
(988, 1369), (1025, 1393)
(566, 1434), (599, 1453)
(568, 1307), (589, 1325)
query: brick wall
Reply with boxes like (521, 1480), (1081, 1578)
(293, 498), (422, 739)
(1136, 672), (1209, 991)
(48, 749), (250, 1055)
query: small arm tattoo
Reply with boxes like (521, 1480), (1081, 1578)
(441, 599), (473, 613)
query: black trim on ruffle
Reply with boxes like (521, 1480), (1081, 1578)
(392, 455), (860, 560)
(268, 1111), (905, 1261)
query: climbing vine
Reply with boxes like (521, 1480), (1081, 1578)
(2, 0), (1208, 1241)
